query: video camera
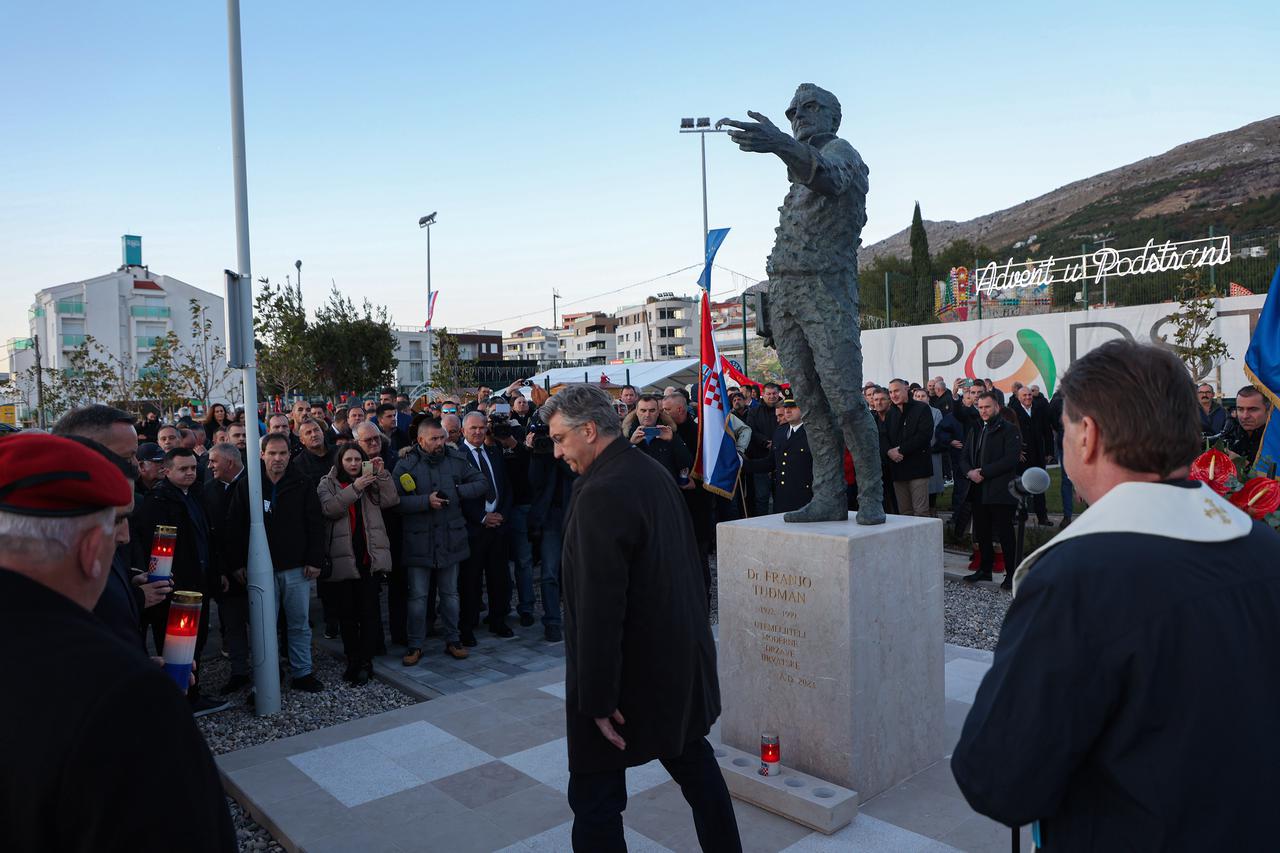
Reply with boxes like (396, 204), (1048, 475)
(489, 412), (515, 441)
(528, 417), (553, 455)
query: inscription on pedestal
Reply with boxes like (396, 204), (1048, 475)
(748, 567), (817, 691)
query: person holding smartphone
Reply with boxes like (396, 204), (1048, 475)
(623, 395), (692, 484)
(318, 444), (399, 684)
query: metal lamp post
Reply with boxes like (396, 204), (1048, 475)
(418, 212), (437, 388)
(225, 0), (280, 715)
(679, 117), (729, 369)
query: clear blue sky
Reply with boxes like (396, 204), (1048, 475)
(2, 1), (1276, 339)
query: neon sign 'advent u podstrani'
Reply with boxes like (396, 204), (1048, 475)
(972, 235), (1232, 298)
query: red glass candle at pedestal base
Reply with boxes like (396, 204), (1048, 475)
(759, 732), (780, 776)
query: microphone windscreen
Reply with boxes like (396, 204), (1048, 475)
(399, 473), (417, 493)
(1022, 467), (1051, 495)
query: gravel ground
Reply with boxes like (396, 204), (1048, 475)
(196, 643), (418, 852)
(195, 648), (419, 756)
(943, 577), (1011, 650)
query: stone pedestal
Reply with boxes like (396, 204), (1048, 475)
(717, 513), (944, 802)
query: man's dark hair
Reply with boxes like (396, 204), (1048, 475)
(637, 394), (661, 405)
(889, 378), (908, 388)
(621, 384), (637, 394)
(381, 387), (397, 396)
(376, 403), (397, 418)
(666, 387), (691, 404)
(977, 391), (1001, 405)
(1059, 340), (1200, 476)
(61, 435), (138, 481)
(260, 432), (291, 453)
(165, 447), (196, 462)
(52, 405), (135, 441)
(763, 382), (781, 393)
(178, 428), (193, 440)
(1236, 385), (1271, 409)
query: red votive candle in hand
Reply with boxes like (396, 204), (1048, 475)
(147, 525), (178, 583)
(162, 591), (202, 694)
(759, 732), (780, 776)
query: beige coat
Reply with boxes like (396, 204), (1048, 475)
(317, 468), (399, 580)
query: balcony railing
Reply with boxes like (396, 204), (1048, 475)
(130, 305), (170, 319)
(55, 301), (85, 314)
(61, 334), (87, 348)
(136, 336), (164, 349)
(138, 367), (163, 380)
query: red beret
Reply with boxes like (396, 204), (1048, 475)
(0, 434), (133, 517)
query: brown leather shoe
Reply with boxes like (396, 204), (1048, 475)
(444, 642), (469, 660)
(402, 648), (422, 666)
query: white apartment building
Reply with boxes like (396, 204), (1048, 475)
(557, 312), (618, 364)
(614, 293), (698, 361)
(5, 235), (233, 403)
(391, 327), (502, 389)
(503, 325), (560, 365)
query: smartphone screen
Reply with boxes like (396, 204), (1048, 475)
(361, 461), (373, 476)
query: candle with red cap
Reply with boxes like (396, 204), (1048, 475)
(162, 592), (202, 693)
(147, 524), (178, 583)
(759, 732), (780, 776)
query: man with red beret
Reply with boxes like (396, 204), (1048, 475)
(0, 434), (235, 852)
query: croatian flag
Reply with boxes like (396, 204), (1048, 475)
(425, 291), (439, 330)
(693, 228), (741, 498)
(1243, 263), (1280, 473)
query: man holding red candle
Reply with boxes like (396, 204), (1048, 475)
(0, 434), (235, 852)
(538, 385), (741, 852)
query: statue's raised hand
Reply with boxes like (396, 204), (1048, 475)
(717, 111), (790, 153)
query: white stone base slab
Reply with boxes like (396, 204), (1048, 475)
(713, 741), (857, 835)
(717, 513), (945, 802)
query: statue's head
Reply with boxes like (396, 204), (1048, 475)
(786, 83), (840, 142)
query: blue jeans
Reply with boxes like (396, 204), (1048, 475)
(537, 524), (563, 629)
(274, 567), (313, 678)
(1055, 433), (1074, 519)
(507, 504), (535, 617)
(408, 564), (459, 647)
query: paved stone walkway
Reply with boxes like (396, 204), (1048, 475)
(220, 642), (1029, 852)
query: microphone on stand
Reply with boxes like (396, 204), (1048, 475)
(1009, 467), (1050, 500)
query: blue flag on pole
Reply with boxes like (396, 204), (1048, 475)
(693, 228), (741, 498)
(1243, 263), (1280, 474)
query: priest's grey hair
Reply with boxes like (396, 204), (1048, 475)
(538, 384), (622, 437)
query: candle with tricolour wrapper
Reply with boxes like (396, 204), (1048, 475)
(147, 524), (178, 583)
(162, 591), (202, 693)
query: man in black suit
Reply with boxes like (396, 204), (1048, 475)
(1013, 386), (1053, 525)
(459, 411), (514, 643)
(961, 391), (1022, 589)
(885, 378), (934, 516)
(203, 443), (248, 693)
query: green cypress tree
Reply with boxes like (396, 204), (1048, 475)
(909, 202), (932, 323)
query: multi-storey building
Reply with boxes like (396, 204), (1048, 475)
(503, 325), (560, 366)
(613, 293), (698, 361)
(557, 311), (618, 364)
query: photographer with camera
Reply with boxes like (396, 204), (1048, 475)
(526, 415), (571, 642)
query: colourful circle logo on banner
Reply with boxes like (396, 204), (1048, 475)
(964, 330), (1057, 396)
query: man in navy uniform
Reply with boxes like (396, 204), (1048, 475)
(952, 341), (1280, 848)
(0, 434), (235, 851)
(771, 397), (813, 513)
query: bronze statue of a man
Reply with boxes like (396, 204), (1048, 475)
(719, 84), (885, 525)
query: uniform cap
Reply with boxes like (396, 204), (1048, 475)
(0, 434), (132, 517)
(137, 442), (166, 462)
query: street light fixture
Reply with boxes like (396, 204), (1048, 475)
(677, 117), (728, 251)
(418, 212), (438, 387)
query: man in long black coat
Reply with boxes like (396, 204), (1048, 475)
(1012, 386), (1053, 524)
(960, 391), (1021, 588)
(885, 379), (935, 516)
(540, 385), (741, 853)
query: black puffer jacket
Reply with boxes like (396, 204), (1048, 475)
(393, 446), (489, 568)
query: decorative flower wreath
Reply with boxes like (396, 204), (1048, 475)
(1189, 448), (1280, 530)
